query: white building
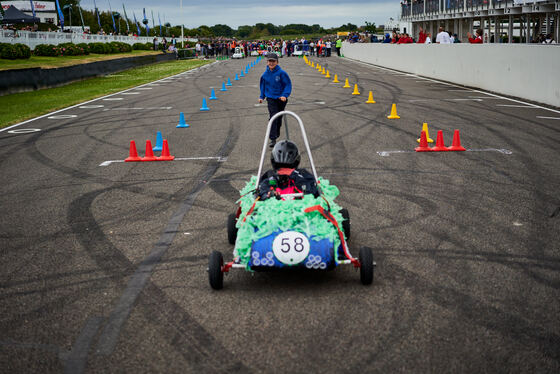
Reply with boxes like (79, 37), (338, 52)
(1, 1), (57, 24)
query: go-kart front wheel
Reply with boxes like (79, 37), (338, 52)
(340, 208), (350, 240)
(359, 247), (374, 285)
(227, 213), (237, 245)
(208, 251), (224, 290)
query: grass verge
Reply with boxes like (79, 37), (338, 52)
(0, 59), (211, 129)
(0, 50), (162, 71)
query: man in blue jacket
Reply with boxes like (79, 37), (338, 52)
(259, 52), (292, 147)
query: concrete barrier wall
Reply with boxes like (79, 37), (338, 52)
(342, 43), (560, 108)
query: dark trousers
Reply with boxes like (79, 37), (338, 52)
(267, 98), (288, 140)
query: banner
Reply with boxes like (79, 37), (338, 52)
(133, 11), (140, 36)
(55, 0), (64, 29)
(158, 12), (161, 36)
(93, 0), (101, 29)
(142, 8), (149, 36)
(109, 1), (116, 33)
(122, 3), (129, 32)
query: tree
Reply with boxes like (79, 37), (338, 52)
(364, 21), (376, 33)
(236, 25), (252, 38)
(211, 24), (234, 37)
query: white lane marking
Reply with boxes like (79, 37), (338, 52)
(107, 107), (172, 110)
(99, 156), (227, 166)
(468, 96), (503, 99)
(48, 115), (77, 119)
(536, 116), (560, 120)
(121, 92), (140, 95)
(79, 105), (104, 109)
(513, 221), (523, 227)
(409, 99), (429, 102)
(7, 128), (41, 134)
(135, 87), (153, 90)
(103, 98), (123, 101)
(448, 89), (476, 92)
(377, 148), (512, 157)
(496, 104), (538, 108)
(0, 62), (215, 133)
(446, 98), (483, 101)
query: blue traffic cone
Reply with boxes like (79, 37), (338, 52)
(226, 77), (232, 86)
(200, 98), (210, 111)
(176, 112), (189, 128)
(209, 88), (217, 100)
(153, 131), (163, 151)
(245, 67), (249, 74)
(240, 70), (245, 77)
(234, 73), (239, 81)
(220, 82), (227, 91)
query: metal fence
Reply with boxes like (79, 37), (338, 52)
(0, 30), (196, 50)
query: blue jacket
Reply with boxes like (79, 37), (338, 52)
(259, 65), (292, 100)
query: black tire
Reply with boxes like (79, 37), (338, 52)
(359, 247), (374, 285)
(208, 251), (224, 290)
(227, 213), (237, 245)
(340, 208), (351, 241)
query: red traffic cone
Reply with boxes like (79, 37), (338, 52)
(157, 139), (175, 161)
(415, 131), (433, 152)
(125, 140), (141, 162)
(141, 140), (157, 161)
(447, 130), (466, 151)
(432, 130), (449, 151)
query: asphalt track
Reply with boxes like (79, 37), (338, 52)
(1, 55), (559, 373)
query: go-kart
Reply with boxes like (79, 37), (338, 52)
(208, 111), (375, 290)
(232, 46), (245, 59)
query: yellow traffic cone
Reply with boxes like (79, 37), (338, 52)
(343, 78), (350, 88)
(311, 62), (315, 68)
(316, 64), (321, 71)
(352, 84), (360, 95)
(325, 70), (330, 78)
(387, 104), (400, 119)
(416, 123), (434, 143)
(321, 67), (326, 75)
(365, 91), (376, 103)
(332, 74), (340, 83)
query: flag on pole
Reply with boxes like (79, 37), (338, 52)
(108, 1), (116, 33)
(55, 0), (65, 29)
(94, 0), (101, 29)
(29, 0), (36, 18)
(158, 12), (162, 37)
(133, 11), (140, 36)
(142, 8), (149, 36)
(122, 4), (129, 32)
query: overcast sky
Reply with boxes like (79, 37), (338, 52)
(78, 0), (400, 29)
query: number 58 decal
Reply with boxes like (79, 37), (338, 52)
(273, 231), (310, 265)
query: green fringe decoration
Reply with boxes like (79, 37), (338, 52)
(233, 176), (345, 267)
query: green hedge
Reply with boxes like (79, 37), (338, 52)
(33, 44), (59, 56)
(0, 43), (31, 59)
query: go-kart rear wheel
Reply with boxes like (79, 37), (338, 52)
(227, 213), (237, 245)
(208, 251), (224, 290)
(359, 247), (374, 285)
(340, 208), (351, 240)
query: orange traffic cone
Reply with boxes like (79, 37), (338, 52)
(157, 139), (175, 161)
(448, 130), (466, 151)
(415, 131), (433, 152)
(332, 74), (340, 83)
(365, 91), (376, 103)
(387, 104), (400, 119)
(416, 123), (433, 143)
(432, 130), (449, 151)
(125, 140), (141, 162)
(141, 140), (157, 161)
(343, 78), (350, 88)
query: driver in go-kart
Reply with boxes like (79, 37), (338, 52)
(257, 140), (319, 200)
